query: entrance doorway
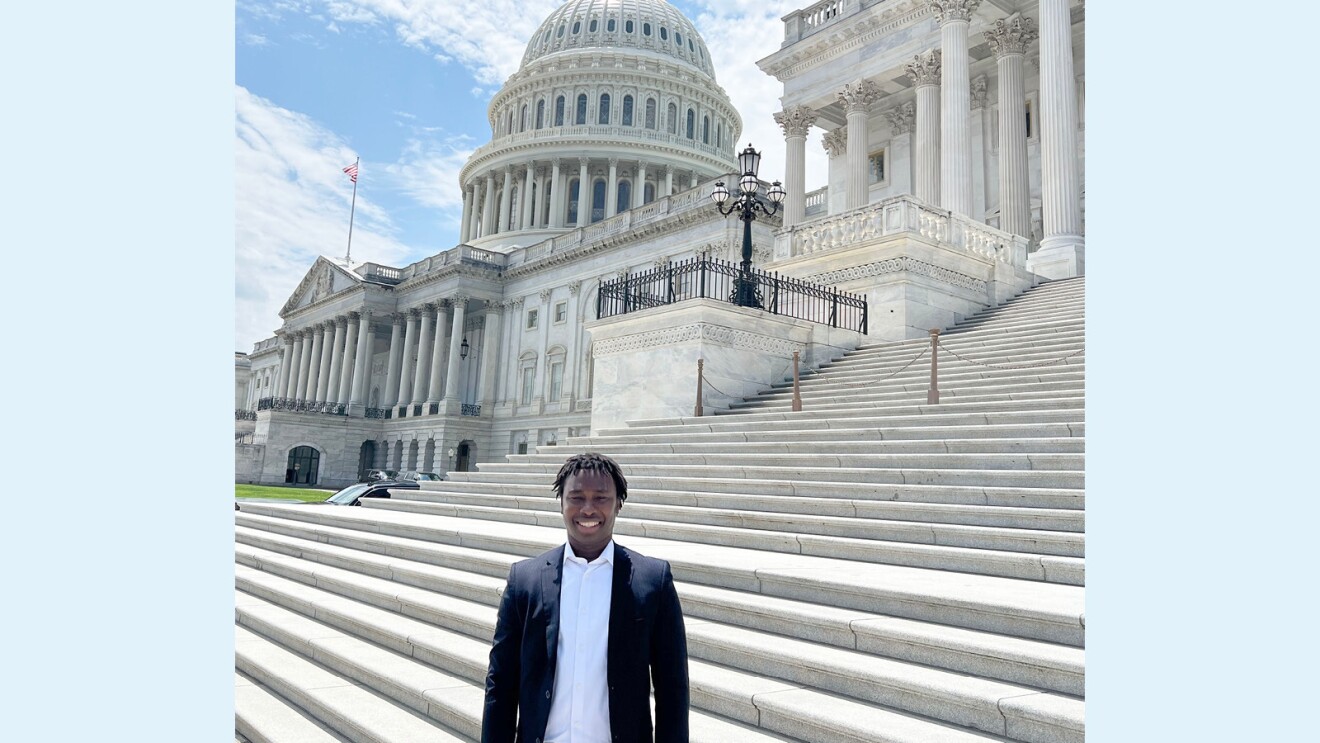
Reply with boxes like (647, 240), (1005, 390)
(357, 440), (376, 481)
(285, 446), (320, 485)
(456, 441), (474, 472)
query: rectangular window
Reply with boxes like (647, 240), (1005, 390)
(1025, 99), (1034, 139)
(868, 149), (887, 185)
(517, 441), (528, 454)
(549, 361), (564, 400)
(526, 308), (539, 329)
(521, 368), (535, 404)
(554, 301), (567, 323)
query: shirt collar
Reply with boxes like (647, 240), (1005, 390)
(564, 540), (615, 567)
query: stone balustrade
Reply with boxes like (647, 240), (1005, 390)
(776, 194), (1028, 267)
(782, 0), (872, 43)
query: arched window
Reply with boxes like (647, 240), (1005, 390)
(645, 98), (656, 129)
(622, 95), (633, 126)
(676, 32), (683, 47)
(555, 96), (565, 126)
(591, 179), (606, 223)
(508, 185), (520, 230)
(644, 182), (655, 203)
(575, 94), (587, 125)
(666, 102), (677, 134)
(617, 180), (631, 213)
(589, 19), (598, 32)
(598, 93), (610, 124)
(536, 99), (545, 129)
(686, 108), (695, 139)
(626, 20), (634, 33)
(572, 21), (580, 34)
(717, 121), (723, 148)
(660, 27), (667, 41)
(608, 19), (616, 32)
(567, 178), (580, 224)
(702, 115), (709, 144)
(557, 24), (565, 38)
(643, 23), (651, 36)
(520, 104), (527, 132)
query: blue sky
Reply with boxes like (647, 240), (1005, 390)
(235, 0), (822, 351)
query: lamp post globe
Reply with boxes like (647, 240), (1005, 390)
(711, 144), (782, 308)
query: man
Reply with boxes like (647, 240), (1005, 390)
(481, 452), (689, 743)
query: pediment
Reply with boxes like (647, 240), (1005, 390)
(280, 258), (362, 317)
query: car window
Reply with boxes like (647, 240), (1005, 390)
(326, 483), (370, 505)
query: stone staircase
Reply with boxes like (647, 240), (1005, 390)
(234, 276), (1085, 743)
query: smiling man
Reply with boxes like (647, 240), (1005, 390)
(481, 452), (689, 743)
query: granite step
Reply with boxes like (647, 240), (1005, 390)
(235, 671), (352, 743)
(598, 409), (1085, 437)
(236, 506), (1086, 645)
(727, 387), (1086, 414)
(568, 421), (1085, 445)
(507, 450), (1083, 472)
(623, 396), (1086, 429)
(235, 526), (1083, 694)
(562, 435), (1085, 455)
(237, 558), (1080, 742)
(759, 371), (1086, 402)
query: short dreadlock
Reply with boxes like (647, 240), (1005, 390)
(552, 452), (628, 503)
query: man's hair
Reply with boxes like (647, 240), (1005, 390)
(552, 452), (628, 503)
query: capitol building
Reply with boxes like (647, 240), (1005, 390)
(236, 0), (1084, 488)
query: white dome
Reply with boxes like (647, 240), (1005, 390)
(524, 0), (716, 80)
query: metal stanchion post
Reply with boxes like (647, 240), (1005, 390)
(791, 350), (802, 412)
(927, 329), (940, 404)
(695, 358), (704, 417)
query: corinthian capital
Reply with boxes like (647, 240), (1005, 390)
(971, 75), (988, 109)
(904, 50), (942, 87)
(885, 102), (916, 135)
(774, 104), (818, 138)
(983, 15), (1038, 57)
(837, 80), (881, 113)
(928, 0), (981, 24)
(822, 129), (847, 158)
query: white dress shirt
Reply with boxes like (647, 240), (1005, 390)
(544, 540), (615, 743)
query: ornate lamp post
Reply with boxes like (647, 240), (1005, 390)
(711, 144), (786, 308)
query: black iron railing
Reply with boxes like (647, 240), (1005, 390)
(255, 397), (347, 416)
(461, 404), (482, 417)
(364, 407), (386, 419)
(428, 402), (440, 415)
(597, 256), (867, 333)
(236, 409), (257, 421)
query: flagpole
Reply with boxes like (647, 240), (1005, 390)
(345, 156), (359, 265)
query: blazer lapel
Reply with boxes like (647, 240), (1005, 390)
(542, 546), (565, 670)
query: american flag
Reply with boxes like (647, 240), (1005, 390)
(343, 162), (359, 183)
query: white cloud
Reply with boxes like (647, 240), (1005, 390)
(382, 136), (475, 212)
(235, 86), (417, 352)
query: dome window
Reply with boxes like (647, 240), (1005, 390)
(660, 27), (667, 41)
(643, 23), (651, 36)
(666, 102), (677, 134)
(645, 98), (657, 129)
(555, 96), (566, 126)
(622, 95), (634, 127)
(617, 181), (631, 213)
(608, 19), (616, 32)
(686, 108), (695, 139)
(520, 104), (528, 132)
(536, 100), (545, 129)
(572, 21), (580, 34)
(689, 39), (694, 52)
(598, 93), (611, 125)
(557, 24), (565, 38)
(702, 115), (709, 144)
(626, 20), (634, 33)
(589, 19), (598, 32)
(676, 32), (682, 47)
(576, 94), (588, 125)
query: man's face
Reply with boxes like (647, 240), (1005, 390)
(561, 469), (622, 560)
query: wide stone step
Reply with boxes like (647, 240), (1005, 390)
(947, 308), (1084, 333)
(235, 506), (1085, 645)
(417, 482), (1085, 531)
(761, 371), (1085, 403)
(604, 408), (1084, 436)
(237, 556), (1080, 742)
(477, 461), (1085, 489)
(571, 421), (1085, 446)
(730, 386), (1085, 414)
(547, 437), (1086, 456)
(445, 472), (1084, 509)
(235, 671), (351, 743)
(236, 525), (1083, 695)
(510, 449), (1082, 471)
(844, 328), (1084, 363)
(810, 344), (1084, 379)
(627, 396), (1086, 429)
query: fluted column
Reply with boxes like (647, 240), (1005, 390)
(533, 167), (547, 228)
(383, 314), (405, 406)
(326, 316), (347, 404)
(459, 187), (473, 243)
(905, 50), (942, 206)
(521, 163), (535, 229)
(276, 335), (295, 399)
(1038, 0), (1084, 268)
(931, 0), (979, 216)
(664, 166), (673, 197)
(549, 159), (564, 228)
(410, 306), (434, 406)
(576, 158), (590, 228)
(396, 309), (419, 409)
(774, 105), (817, 228)
(467, 185), (482, 242)
(306, 324), (327, 402)
(634, 163), (647, 207)
(289, 331), (308, 399)
(498, 166), (513, 233)
(839, 81), (879, 209)
(337, 313), (359, 405)
(427, 301), (450, 403)
(564, 281), (582, 402)
(444, 296), (469, 402)
(349, 311), (373, 410)
(481, 172), (497, 236)
(478, 303), (503, 409)
(606, 159), (619, 218)
(986, 15), (1037, 239)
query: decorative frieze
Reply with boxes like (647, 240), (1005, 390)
(904, 50), (942, 87)
(804, 256), (987, 294)
(594, 323), (804, 358)
(774, 104), (818, 138)
(822, 129), (847, 157)
(984, 15), (1039, 57)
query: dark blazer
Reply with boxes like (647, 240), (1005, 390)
(481, 543), (689, 743)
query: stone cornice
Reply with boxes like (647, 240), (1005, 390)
(803, 256), (987, 294)
(757, 0), (931, 82)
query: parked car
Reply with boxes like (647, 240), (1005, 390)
(360, 468), (399, 483)
(398, 470), (446, 482)
(322, 479), (419, 506)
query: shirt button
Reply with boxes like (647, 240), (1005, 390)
(545, 690), (551, 699)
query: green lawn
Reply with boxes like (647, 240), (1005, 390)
(236, 484), (335, 503)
